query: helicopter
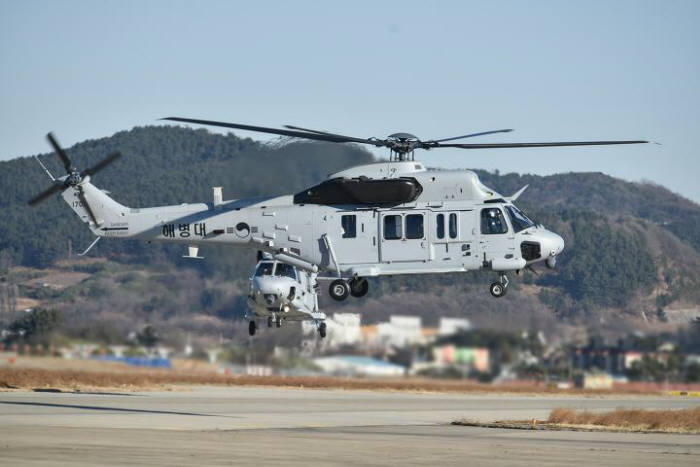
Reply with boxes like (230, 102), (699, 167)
(28, 118), (649, 306)
(247, 255), (326, 337)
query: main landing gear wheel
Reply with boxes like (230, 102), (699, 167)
(349, 278), (369, 298)
(267, 317), (273, 328)
(248, 320), (257, 336)
(329, 279), (350, 301)
(275, 316), (282, 328)
(318, 322), (327, 338)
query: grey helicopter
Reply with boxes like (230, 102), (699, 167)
(247, 254), (326, 337)
(28, 118), (649, 313)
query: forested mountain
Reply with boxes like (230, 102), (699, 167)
(1, 125), (698, 340)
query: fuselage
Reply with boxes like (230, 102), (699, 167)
(64, 161), (564, 280)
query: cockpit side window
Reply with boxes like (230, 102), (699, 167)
(274, 263), (297, 280)
(254, 262), (274, 276)
(481, 208), (508, 235)
(505, 205), (535, 233)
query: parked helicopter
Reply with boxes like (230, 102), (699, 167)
(247, 255), (326, 337)
(28, 119), (649, 303)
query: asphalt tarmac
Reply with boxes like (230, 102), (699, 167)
(0, 386), (698, 466)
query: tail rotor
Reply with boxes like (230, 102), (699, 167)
(28, 133), (122, 211)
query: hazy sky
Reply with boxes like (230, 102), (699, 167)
(1, 0), (699, 201)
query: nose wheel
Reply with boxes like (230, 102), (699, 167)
(489, 274), (509, 298)
(317, 321), (327, 338)
(248, 320), (257, 336)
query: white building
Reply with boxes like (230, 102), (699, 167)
(302, 313), (362, 348)
(438, 317), (472, 336)
(376, 315), (423, 347)
(313, 355), (405, 377)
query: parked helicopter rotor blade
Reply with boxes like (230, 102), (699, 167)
(46, 132), (74, 173)
(81, 152), (122, 178)
(27, 182), (65, 206)
(433, 140), (649, 149)
(162, 117), (375, 146)
(424, 129), (514, 144)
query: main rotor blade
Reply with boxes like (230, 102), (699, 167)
(283, 125), (338, 136)
(433, 140), (649, 149)
(162, 117), (374, 145)
(425, 129), (514, 144)
(28, 182), (65, 206)
(46, 132), (73, 172)
(81, 152), (122, 177)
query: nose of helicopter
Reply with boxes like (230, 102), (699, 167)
(252, 277), (292, 306)
(540, 229), (565, 257)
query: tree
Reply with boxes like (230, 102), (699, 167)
(5, 308), (61, 346)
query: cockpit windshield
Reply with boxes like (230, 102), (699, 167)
(274, 263), (297, 280)
(254, 262), (274, 277)
(505, 205), (535, 233)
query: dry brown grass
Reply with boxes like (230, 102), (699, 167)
(0, 366), (665, 395)
(547, 407), (700, 432)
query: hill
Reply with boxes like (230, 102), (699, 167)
(1, 125), (698, 344)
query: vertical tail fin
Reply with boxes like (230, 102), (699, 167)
(62, 182), (130, 235)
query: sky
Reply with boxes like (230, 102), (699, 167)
(1, 0), (699, 201)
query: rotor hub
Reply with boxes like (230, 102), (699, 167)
(386, 133), (421, 161)
(68, 171), (82, 186)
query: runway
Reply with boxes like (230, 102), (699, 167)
(0, 386), (698, 466)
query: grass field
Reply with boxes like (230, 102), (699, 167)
(0, 365), (669, 395)
(546, 407), (700, 432)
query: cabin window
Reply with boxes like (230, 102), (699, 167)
(405, 214), (424, 239)
(436, 213), (445, 239)
(274, 263), (297, 280)
(254, 262), (274, 276)
(383, 215), (402, 240)
(481, 208), (508, 234)
(449, 213), (458, 239)
(341, 215), (356, 238)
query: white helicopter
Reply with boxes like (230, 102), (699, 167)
(29, 119), (648, 314)
(247, 255), (326, 337)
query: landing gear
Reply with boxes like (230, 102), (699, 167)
(318, 321), (327, 338)
(329, 279), (350, 301)
(489, 274), (509, 298)
(248, 320), (257, 336)
(275, 316), (282, 328)
(267, 316), (273, 328)
(349, 278), (369, 298)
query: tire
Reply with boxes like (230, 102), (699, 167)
(349, 278), (369, 298)
(319, 322), (327, 338)
(248, 320), (257, 336)
(329, 279), (350, 301)
(489, 282), (507, 298)
(267, 317), (273, 328)
(275, 316), (282, 328)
